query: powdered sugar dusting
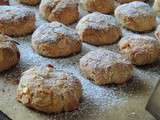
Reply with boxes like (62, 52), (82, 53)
(0, 6), (35, 22)
(0, 0), (159, 120)
(76, 12), (119, 32)
(32, 22), (80, 44)
(40, 0), (79, 14)
(115, 1), (155, 17)
(119, 34), (159, 47)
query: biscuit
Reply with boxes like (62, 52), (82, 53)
(76, 12), (122, 46)
(115, 1), (157, 32)
(16, 65), (82, 113)
(39, 0), (79, 25)
(80, 49), (133, 85)
(0, 6), (35, 37)
(32, 22), (81, 58)
(83, 0), (114, 14)
(119, 35), (159, 65)
(18, 0), (40, 5)
(0, 34), (20, 72)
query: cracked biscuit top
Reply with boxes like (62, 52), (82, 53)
(16, 65), (82, 113)
(32, 21), (80, 44)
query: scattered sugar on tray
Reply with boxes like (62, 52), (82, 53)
(1, 31), (156, 119)
(0, 1), (159, 120)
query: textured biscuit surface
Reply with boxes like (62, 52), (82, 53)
(76, 12), (122, 46)
(115, 1), (156, 32)
(39, 0), (79, 25)
(119, 35), (160, 65)
(32, 22), (82, 58)
(16, 65), (82, 113)
(0, 6), (35, 37)
(83, 0), (114, 14)
(0, 34), (20, 72)
(80, 49), (133, 85)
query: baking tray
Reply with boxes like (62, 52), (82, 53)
(0, 0), (160, 120)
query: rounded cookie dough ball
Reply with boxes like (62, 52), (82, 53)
(16, 65), (82, 113)
(76, 12), (122, 46)
(17, 0), (40, 5)
(32, 22), (82, 58)
(0, 34), (20, 72)
(80, 49), (133, 85)
(39, 0), (79, 25)
(118, 35), (159, 65)
(115, 1), (157, 32)
(83, 0), (114, 14)
(0, 6), (35, 37)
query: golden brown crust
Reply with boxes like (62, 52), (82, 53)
(0, 6), (35, 37)
(16, 66), (82, 113)
(80, 49), (133, 85)
(32, 22), (82, 58)
(0, 16), (35, 37)
(83, 0), (114, 14)
(39, 0), (79, 25)
(0, 34), (20, 72)
(81, 27), (121, 46)
(76, 12), (122, 46)
(18, 0), (40, 5)
(115, 1), (157, 32)
(119, 35), (159, 65)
